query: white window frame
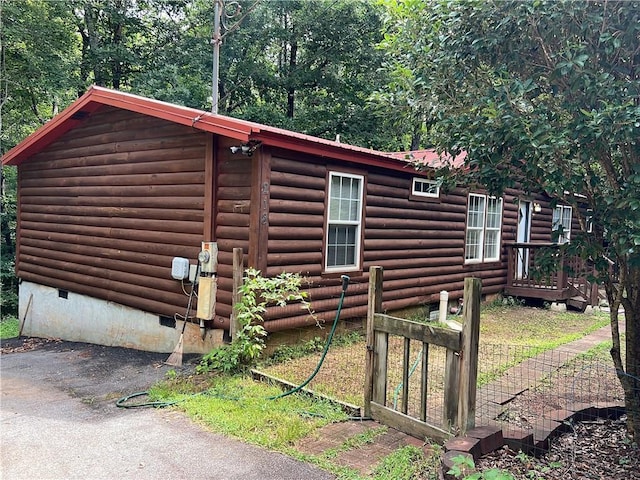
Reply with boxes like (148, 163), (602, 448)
(484, 196), (503, 261)
(586, 208), (594, 234)
(465, 193), (503, 263)
(325, 172), (364, 272)
(552, 205), (572, 244)
(412, 178), (440, 198)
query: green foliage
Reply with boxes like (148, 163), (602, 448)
(150, 374), (347, 449)
(265, 336), (327, 365)
(1, 167), (18, 317)
(129, 0), (400, 149)
(448, 454), (514, 480)
(1, 0), (80, 150)
(0, 316), (19, 339)
(379, 0), (640, 268)
(379, 0), (640, 440)
(264, 330), (363, 366)
(198, 268), (314, 374)
(372, 445), (442, 480)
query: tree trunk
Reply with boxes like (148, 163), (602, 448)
(609, 260), (640, 442)
(286, 39), (297, 119)
(83, 4), (105, 86)
(621, 265), (640, 442)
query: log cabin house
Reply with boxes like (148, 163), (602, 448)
(2, 86), (595, 353)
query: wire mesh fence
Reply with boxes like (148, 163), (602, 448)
(257, 326), (626, 435)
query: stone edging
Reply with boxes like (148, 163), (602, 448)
(440, 402), (625, 478)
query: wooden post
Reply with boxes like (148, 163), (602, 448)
(458, 277), (481, 434)
(401, 337), (410, 414)
(506, 245), (514, 287)
(420, 343), (429, 422)
(557, 249), (566, 291)
(231, 247), (243, 340)
(364, 266), (383, 418)
(443, 348), (460, 431)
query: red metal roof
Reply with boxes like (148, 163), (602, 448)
(2, 86), (444, 175)
(387, 149), (467, 169)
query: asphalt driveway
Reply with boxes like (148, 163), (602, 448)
(0, 338), (334, 480)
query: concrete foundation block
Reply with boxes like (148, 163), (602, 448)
(550, 302), (567, 312)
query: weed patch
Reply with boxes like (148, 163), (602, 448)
(150, 374), (347, 450)
(0, 316), (19, 339)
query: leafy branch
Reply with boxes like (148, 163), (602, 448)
(198, 268), (314, 374)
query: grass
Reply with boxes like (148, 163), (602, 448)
(152, 304), (614, 479)
(371, 444), (443, 480)
(0, 315), (19, 339)
(258, 306), (611, 409)
(150, 374), (348, 450)
(479, 304), (610, 347)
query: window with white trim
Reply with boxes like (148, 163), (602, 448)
(552, 205), (572, 243)
(586, 208), (594, 234)
(465, 193), (503, 263)
(325, 172), (363, 271)
(412, 178), (440, 198)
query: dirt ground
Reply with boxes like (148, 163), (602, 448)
(477, 416), (640, 479)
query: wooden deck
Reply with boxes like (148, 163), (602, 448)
(504, 243), (599, 309)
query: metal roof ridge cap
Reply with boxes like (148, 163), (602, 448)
(251, 129), (402, 160)
(89, 88), (255, 138)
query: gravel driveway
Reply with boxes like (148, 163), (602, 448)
(0, 338), (334, 480)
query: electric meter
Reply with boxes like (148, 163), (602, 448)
(199, 242), (218, 274)
(198, 250), (210, 264)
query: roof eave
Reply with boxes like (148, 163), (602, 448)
(2, 86), (428, 175)
(2, 86), (254, 166)
(250, 132), (419, 175)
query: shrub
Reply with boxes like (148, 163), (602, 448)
(198, 268), (313, 374)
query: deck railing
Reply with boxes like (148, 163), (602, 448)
(505, 243), (599, 306)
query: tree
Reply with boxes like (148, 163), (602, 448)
(1, 0), (81, 317)
(72, 0), (186, 91)
(380, 0), (640, 440)
(217, 0), (393, 149)
(1, 0), (80, 146)
(132, 0), (397, 148)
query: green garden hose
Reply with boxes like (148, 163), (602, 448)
(117, 275), (350, 408)
(116, 391), (178, 409)
(268, 275), (350, 400)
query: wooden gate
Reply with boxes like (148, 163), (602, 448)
(363, 267), (480, 442)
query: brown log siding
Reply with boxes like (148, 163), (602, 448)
(17, 107), (207, 319)
(15, 107), (565, 336)
(260, 156), (519, 332)
(213, 143), (252, 325)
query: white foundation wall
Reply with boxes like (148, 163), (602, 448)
(18, 281), (222, 353)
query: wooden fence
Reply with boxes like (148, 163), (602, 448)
(364, 267), (480, 441)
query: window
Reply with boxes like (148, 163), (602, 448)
(586, 208), (594, 234)
(552, 205), (572, 243)
(465, 193), (503, 263)
(325, 172), (363, 271)
(412, 178), (440, 198)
